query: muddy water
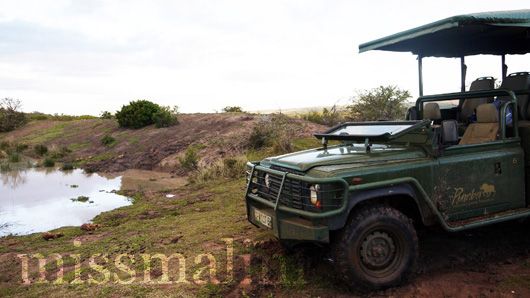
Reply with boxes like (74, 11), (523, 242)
(0, 168), (131, 236)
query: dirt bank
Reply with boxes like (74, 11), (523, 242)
(1, 113), (325, 173)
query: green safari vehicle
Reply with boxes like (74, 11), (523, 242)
(245, 10), (530, 289)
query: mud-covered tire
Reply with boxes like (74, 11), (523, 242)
(332, 205), (418, 290)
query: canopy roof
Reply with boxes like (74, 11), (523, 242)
(359, 10), (530, 57)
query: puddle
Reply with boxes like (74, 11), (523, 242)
(0, 168), (131, 236)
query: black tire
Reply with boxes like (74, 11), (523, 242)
(332, 205), (418, 290)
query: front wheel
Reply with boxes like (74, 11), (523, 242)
(332, 205), (418, 290)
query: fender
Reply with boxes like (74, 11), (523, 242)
(328, 178), (438, 230)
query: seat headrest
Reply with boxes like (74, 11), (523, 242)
(470, 76), (495, 91)
(476, 104), (498, 123)
(460, 77), (495, 121)
(499, 72), (530, 120)
(424, 103), (441, 120)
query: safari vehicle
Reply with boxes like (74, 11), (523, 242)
(244, 10), (530, 289)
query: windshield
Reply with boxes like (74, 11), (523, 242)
(314, 120), (429, 142)
(330, 124), (413, 137)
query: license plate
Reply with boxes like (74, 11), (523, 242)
(253, 208), (272, 229)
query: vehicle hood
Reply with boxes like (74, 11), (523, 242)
(262, 144), (427, 172)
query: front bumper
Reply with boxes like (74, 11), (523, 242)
(245, 162), (349, 243)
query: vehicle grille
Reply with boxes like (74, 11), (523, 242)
(251, 169), (309, 210)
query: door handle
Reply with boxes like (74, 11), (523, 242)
(494, 162), (502, 175)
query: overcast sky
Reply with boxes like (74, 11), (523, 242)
(0, 0), (528, 115)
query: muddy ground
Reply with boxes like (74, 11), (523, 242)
(234, 220), (530, 297)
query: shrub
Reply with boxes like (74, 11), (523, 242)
(0, 162), (10, 172)
(248, 124), (274, 149)
(43, 157), (55, 167)
(100, 111), (114, 119)
(115, 100), (161, 129)
(15, 143), (28, 152)
(247, 114), (298, 154)
(299, 105), (344, 126)
(49, 146), (72, 160)
(101, 135), (116, 146)
(0, 141), (10, 151)
(34, 144), (48, 156)
(153, 106), (179, 128)
(179, 145), (200, 171)
(8, 152), (20, 163)
(222, 106), (244, 113)
(0, 98), (27, 132)
(221, 158), (246, 178)
(189, 157), (246, 184)
(61, 162), (75, 171)
(347, 85), (411, 121)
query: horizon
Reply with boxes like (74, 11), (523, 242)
(0, 1), (528, 116)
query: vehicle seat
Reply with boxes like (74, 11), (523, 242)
(460, 104), (499, 145)
(460, 76), (495, 122)
(498, 72), (530, 120)
(441, 120), (459, 145)
(423, 103), (442, 124)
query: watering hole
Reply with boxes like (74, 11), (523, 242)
(0, 168), (131, 236)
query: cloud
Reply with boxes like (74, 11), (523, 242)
(0, 0), (528, 115)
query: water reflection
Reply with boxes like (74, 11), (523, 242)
(1, 168), (28, 189)
(0, 168), (131, 236)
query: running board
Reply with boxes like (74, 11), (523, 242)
(445, 208), (530, 232)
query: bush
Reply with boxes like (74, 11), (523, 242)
(153, 106), (179, 128)
(248, 124), (274, 149)
(15, 143), (28, 152)
(61, 162), (74, 171)
(0, 141), (9, 151)
(115, 100), (161, 129)
(34, 144), (48, 156)
(179, 145), (200, 171)
(247, 114), (298, 154)
(49, 146), (72, 160)
(347, 85), (411, 121)
(0, 162), (10, 172)
(100, 111), (113, 119)
(222, 106), (244, 113)
(189, 157), (246, 184)
(299, 105), (344, 126)
(101, 135), (116, 146)
(0, 98), (27, 132)
(43, 157), (55, 167)
(8, 152), (20, 163)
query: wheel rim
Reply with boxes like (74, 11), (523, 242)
(356, 227), (406, 279)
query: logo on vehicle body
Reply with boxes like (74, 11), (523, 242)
(451, 183), (496, 206)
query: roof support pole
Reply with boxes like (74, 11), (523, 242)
(418, 55), (423, 97)
(501, 54), (508, 80)
(460, 56), (467, 92)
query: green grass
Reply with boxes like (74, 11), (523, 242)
(42, 157), (55, 167)
(22, 123), (67, 144)
(0, 177), (268, 297)
(68, 142), (91, 151)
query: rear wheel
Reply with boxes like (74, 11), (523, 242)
(333, 205), (418, 290)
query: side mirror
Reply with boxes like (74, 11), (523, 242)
(406, 106), (418, 120)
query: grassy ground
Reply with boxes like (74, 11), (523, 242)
(0, 173), (352, 297)
(0, 120), (338, 297)
(0, 178), (260, 297)
(5, 118), (530, 297)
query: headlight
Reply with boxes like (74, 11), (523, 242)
(264, 174), (271, 188)
(310, 184), (321, 208)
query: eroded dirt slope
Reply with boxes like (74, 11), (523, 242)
(1, 113), (325, 172)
